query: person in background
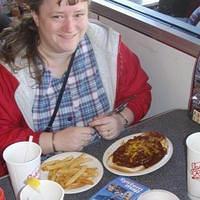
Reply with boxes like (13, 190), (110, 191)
(0, 0), (24, 32)
(187, 6), (200, 26)
(0, 13), (11, 31)
(158, 0), (190, 17)
(15, 0), (24, 15)
(0, 0), (11, 32)
(158, 0), (200, 18)
(186, 0), (200, 17)
(0, 0), (11, 16)
(0, 0), (151, 176)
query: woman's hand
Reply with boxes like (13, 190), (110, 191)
(89, 114), (124, 140)
(52, 127), (94, 152)
(39, 127), (95, 154)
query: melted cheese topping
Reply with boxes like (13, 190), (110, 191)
(112, 132), (168, 168)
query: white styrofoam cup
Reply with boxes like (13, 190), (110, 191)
(3, 141), (41, 197)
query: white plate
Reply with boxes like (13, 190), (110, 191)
(40, 152), (104, 194)
(103, 133), (173, 176)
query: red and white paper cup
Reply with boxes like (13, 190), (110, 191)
(186, 132), (200, 200)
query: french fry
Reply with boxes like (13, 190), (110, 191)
(41, 156), (73, 171)
(48, 169), (57, 181)
(57, 167), (80, 176)
(64, 166), (87, 187)
(65, 182), (86, 189)
(84, 168), (98, 176)
(77, 177), (94, 185)
(67, 154), (91, 169)
(40, 153), (99, 189)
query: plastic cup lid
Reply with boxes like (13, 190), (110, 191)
(138, 189), (180, 200)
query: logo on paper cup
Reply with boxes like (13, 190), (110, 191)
(27, 166), (40, 179)
(191, 162), (200, 179)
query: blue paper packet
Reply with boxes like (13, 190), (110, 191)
(89, 176), (150, 200)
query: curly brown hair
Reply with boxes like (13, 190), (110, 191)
(0, 0), (90, 82)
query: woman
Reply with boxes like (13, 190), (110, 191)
(0, 0), (151, 176)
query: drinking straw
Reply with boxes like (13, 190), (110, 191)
(24, 136), (33, 162)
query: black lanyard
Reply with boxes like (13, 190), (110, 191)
(44, 50), (77, 132)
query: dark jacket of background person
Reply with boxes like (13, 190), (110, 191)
(0, 13), (11, 32)
(158, 0), (190, 17)
(158, 0), (200, 17)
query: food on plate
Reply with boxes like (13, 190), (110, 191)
(107, 131), (168, 173)
(41, 153), (98, 189)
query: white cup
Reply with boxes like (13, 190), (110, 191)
(20, 180), (65, 200)
(186, 132), (200, 200)
(137, 189), (180, 200)
(3, 141), (41, 198)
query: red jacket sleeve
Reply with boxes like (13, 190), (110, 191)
(115, 41), (152, 123)
(0, 65), (41, 175)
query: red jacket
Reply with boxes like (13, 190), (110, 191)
(0, 41), (151, 176)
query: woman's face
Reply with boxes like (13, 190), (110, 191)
(32, 0), (89, 55)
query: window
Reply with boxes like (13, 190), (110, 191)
(91, 0), (200, 57)
(108, 0), (200, 38)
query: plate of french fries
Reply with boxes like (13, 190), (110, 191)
(40, 152), (104, 194)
